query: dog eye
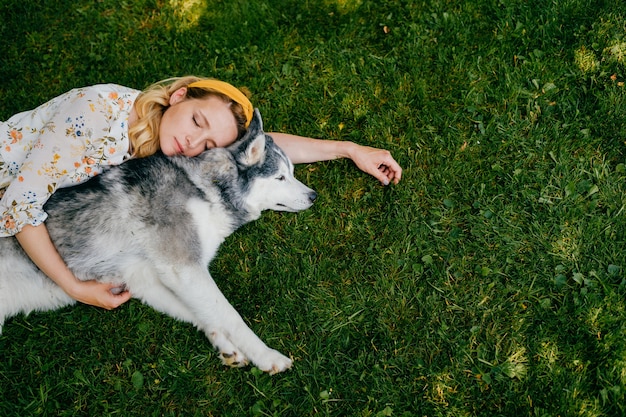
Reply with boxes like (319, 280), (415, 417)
(276, 175), (285, 181)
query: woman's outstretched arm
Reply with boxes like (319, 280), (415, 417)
(270, 132), (402, 185)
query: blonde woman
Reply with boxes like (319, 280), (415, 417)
(0, 76), (402, 310)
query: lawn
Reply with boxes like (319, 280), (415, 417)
(1, 0), (625, 416)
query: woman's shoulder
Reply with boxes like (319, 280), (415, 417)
(2, 84), (141, 126)
(71, 83), (141, 98)
(60, 84), (140, 116)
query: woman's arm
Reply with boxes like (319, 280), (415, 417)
(270, 132), (402, 185)
(15, 224), (131, 309)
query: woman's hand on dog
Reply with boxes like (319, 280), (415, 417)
(16, 224), (132, 310)
(70, 279), (132, 310)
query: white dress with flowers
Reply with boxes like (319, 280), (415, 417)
(0, 84), (140, 237)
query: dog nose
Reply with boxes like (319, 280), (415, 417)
(308, 191), (317, 203)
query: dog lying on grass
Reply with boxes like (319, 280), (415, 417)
(0, 109), (316, 374)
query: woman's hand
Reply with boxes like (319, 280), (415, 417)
(348, 144), (403, 186)
(270, 133), (403, 185)
(68, 280), (131, 310)
(16, 224), (131, 310)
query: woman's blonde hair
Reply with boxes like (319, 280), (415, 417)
(128, 76), (251, 158)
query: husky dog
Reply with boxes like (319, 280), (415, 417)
(0, 109), (316, 374)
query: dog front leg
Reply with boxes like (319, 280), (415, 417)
(130, 277), (247, 367)
(158, 265), (292, 374)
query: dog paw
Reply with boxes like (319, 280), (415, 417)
(220, 350), (249, 368)
(209, 331), (249, 368)
(255, 349), (293, 375)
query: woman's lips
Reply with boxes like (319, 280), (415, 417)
(174, 138), (184, 154)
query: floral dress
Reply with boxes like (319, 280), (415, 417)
(0, 84), (140, 237)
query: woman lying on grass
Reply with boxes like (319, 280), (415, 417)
(0, 76), (402, 310)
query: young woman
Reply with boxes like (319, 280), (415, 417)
(1, 76), (402, 310)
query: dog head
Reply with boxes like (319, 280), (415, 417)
(228, 109), (317, 217)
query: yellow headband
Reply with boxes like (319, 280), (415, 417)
(187, 79), (253, 128)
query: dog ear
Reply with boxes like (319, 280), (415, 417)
(248, 108), (263, 133)
(228, 108), (262, 151)
(228, 108), (267, 166)
(242, 134), (266, 166)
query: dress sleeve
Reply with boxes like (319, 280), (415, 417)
(0, 87), (133, 237)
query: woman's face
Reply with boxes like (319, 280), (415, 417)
(159, 87), (239, 157)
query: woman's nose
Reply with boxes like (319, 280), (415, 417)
(186, 134), (203, 148)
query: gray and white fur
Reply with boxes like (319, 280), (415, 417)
(0, 109), (316, 374)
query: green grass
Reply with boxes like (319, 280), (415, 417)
(1, 0), (625, 415)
